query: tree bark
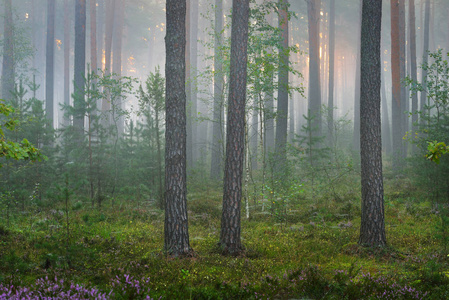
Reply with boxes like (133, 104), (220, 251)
(327, 0), (335, 147)
(46, 0), (56, 129)
(409, 0), (418, 152)
(359, 0), (386, 248)
(190, 0), (199, 164)
(90, 0), (97, 76)
(1, 0), (14, 102)
(164, 0), (192, 257)
(220, 0), (250, 255)
(63, 0), (71, 127)
(210, 0), (224, 180)
(390, 0), (402, 168)
(353, 0), (362, 153)
(420, 0), (430, 119)
(102, 0), (115, 113)
(274, 0), (289, 174)
(399, 0), (407, 159)
(186, 0), (193, 170)
(307, 0), (322, 150)
(112, 0), (125, 134)
(73, 0), (86, 133)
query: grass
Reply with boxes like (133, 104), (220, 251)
(0, 174), (448, 299)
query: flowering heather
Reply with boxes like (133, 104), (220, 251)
(0, 275), (156, 299)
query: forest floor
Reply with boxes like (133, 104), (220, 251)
(0, 173), (448, 299)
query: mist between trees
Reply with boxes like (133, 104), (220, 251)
(1, 0), (449, 298)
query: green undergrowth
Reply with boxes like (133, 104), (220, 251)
(0, 176), (448, 299)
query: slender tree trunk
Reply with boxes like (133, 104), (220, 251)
(327, 0), (335, 147)
(307, 0), (322, 151)
(190, 0), (199, 164)
(274, 0), (289, 175)
(211, 0), (224, 180)
(90, 0), (97, 76)
(391, 0), (402, 169)
(359, 0), (386, 248)
(46, 0), (56, 129)
(1, 0), (14, 101)
(353, 0), (362, 153)
(73, 0), (86, 133)
(102, 0), (115, 113)
(113, 0), (124, 134)
(409, 0), (418, 152)
(381, 70), (392, 154)
(264, 12), (275, 156)
(97, 0), (104, 71)
(251, 98), (258, 170)
(420, 0), (430, 119)
(220, 0), (250, 255)
(63, 0), (71, 127)
(186, 0), (193, 170)
(164, 0), (192, 257)
(399, 0), (407, 159)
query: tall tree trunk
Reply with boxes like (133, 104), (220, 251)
(97, 0), (104, 71)
(359, 0), (386, 248)
(90, 0), (97, 76)
(190, 0), (199, 165)
(46, 0), (56, 129)
(186, 0), (193, 170)
(399, 0), (407, 159)
(1, 0), (14, 102)
(112, 0), (124, 134)
(409, 0), (418, 153)
(264, 12), (275, 155)
(420, 0), (430, 120)
(73, 0), (86, 133)
(353, 0), (362, 153)
(307, 0), (322, 153)
(164, 0), (192, 257)
(251, 99), (258, 170)
(102, 0), (115, 113)
(327, 0), (335, 147)
(210, 0), (224, 180)
(391, 0), (402, 169)
(381, 70), (392, 154)
(63, 0), (71, 127)
(220, 0), (250, 255)
(274, 0), (289, 175)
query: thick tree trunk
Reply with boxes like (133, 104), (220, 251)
(409, 0), (418, 152)
(307, 0), (322, 151)
(327, 0), (335, 147)
(210, 0), (224, 180)
(274, 0), (289, 174)
(359, 0), (386, 248)
(46, 0), (56, 129)
(164, 0), (192, 257)
(73, 0), (86, 133)
(220, 0), (250, 255)
(1, 0), (14, 102)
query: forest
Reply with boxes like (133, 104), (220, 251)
(0, 0), (449, 298)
